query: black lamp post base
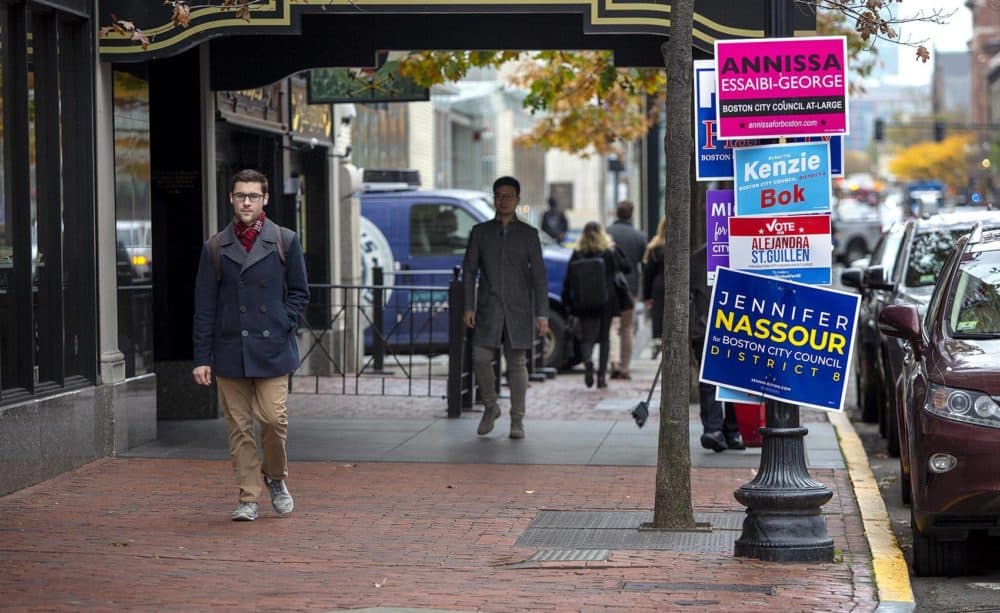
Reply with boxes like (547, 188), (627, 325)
(734, 507), (834, 562)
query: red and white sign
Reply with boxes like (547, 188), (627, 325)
(714, 36), (848, 140)
(727, 214), (833, 285)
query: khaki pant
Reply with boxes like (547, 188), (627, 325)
(217, 375), (289, 503)
(472, 339), (528, 420)
(610, 307), (635, 374)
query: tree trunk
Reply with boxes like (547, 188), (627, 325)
(651, 0), (696, 529)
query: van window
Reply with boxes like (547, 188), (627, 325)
(411, 204), (477, 255)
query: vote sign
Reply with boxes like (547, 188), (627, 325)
(728, 214), (832, 285)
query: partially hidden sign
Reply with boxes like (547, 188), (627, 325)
(693, 59), (844, 180)
(714, 36), (848, 140)
(728, 214), (832, 285)
(734, 141), (832, 216)
(700, 267), (859, 412)
(706, 189), (734, 285)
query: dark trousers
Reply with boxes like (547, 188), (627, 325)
(698, 381), (739, 434)
(580, 310), (612, 376)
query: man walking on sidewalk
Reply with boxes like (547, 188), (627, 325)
(462, 176), (549, 439)
(192, 168), (310, 521)
(605, 200), (646, 380)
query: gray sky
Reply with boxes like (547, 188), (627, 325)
(893, 0), (973, 84)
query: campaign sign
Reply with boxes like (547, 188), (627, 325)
(699, 267), (859, 412)
(716, 386), (763, 404)
(706, 189), (734, 285)
(714, 36), (849, 140)
(693, 60), (766, 181)
(795, 135), (843, 178)
(728, 214), (833, 285)
(733, 141), (832, 216)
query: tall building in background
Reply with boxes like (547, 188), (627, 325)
(933, 51), (972, 118)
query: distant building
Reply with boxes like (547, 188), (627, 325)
(846, 85), (927, 152)
(933, 51), (972, 117)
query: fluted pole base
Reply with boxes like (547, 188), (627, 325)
(733, 401), (834, 562)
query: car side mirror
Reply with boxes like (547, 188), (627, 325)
(840, 267), (863, 290)
(864, 264), (894, 291)
(878, 304), (923, 351)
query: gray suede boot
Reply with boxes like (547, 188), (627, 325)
(509, 418), (525, 439)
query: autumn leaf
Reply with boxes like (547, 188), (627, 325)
(170, 2), (192, 28)
(916, 45), (930, 63)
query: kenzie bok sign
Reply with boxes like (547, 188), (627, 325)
(700, 268), (859, 412)
(714, 36), (848, 140)
(733, 141), (832, 216)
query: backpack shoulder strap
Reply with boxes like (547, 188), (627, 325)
(274, 225), (291, 265)
(209, 232), (222, 282)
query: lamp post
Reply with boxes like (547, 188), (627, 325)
(732, 0), (835, 563)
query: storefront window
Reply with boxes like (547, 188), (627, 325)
(0, 3), (96, 398)
(113, 68), (154, 377)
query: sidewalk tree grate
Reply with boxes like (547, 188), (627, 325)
(527, 549), (611, 562)
(517, 510), (744, 552)
(622, 582), (775, 595)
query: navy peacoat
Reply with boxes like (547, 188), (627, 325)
(462, 217), (548, 350)
(193, 219), (310, 378)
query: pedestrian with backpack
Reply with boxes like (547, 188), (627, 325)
(192, 168), (310, 522)
(562, 221), (629, 389)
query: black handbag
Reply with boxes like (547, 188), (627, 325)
(613, 272), (634, 312)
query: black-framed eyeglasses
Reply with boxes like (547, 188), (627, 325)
(232, 192), (265, 203)
(494, 192), (518, 202)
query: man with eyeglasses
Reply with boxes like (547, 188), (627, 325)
(192, 168), (310, 521)
(462, 176), (549, 439)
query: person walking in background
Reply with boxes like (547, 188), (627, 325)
(192, 168), (310, 521)
(462, 176), (549, 440)
(642, 217), (667, 358)
(540, 195), (569, 244)
(690, 243), (744, 452)
(605, 200), (646, 380)
(562, 221), (628, 389)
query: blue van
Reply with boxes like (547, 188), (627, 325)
(358, 183), (574, 368)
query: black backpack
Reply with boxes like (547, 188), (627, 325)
(566, 255), (607, 313)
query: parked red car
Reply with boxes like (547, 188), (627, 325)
(878, 224), (1000, 576)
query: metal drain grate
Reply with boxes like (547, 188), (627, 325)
(517, 510), (744, 553)
(527, 549), (611, 562)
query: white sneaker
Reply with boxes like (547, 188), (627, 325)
(232, 501), (259, 521)
(264, 476), (294, 515)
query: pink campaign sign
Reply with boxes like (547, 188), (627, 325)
(714, 36), (848, 140)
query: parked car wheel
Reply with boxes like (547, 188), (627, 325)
(911, 510), (967, 577)
(543, 310), (567, 369)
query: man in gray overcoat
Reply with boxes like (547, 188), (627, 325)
(462, 176), (548, 439)
(192, 169), (310, 521)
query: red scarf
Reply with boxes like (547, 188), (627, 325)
(233, 212), (265, 252)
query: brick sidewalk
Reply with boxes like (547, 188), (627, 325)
(0, 458), (875, 612)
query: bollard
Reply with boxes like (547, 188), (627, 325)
(446, 266), (464, 418)
(371, 266), (387, 373)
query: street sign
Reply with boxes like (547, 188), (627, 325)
(733, 141), (832, 217)
(728, 214), (833, 285)
(693, 60), (844, 179)
(706, 189), (734, 285)
(714, 36), (849, 140)
(699, 267), (859, 412)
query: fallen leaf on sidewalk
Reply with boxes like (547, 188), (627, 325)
(524, 490), (535, 494)
(110, 540), (133, 547)
(339, 464), (357, 468)
(373, 577), (387, 588)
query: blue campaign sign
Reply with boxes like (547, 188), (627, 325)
(734, 141), (832, 216)
(699, 267), (860, 412)
(693, 59), (765, 182)
(794, 135), (843, 177)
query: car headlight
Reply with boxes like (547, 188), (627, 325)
(926, 383), (1000, 428)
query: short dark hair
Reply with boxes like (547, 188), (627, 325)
(493, 176), (520, 197)
(231, 169), (269, 195)
(616, 200), (634, 220)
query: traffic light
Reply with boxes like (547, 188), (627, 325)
(873, 118), (885, 142)
(934, 120), (945, 142)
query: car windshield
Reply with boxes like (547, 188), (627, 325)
(947, 248), (1000, 337)
(905, 228), (981, 287)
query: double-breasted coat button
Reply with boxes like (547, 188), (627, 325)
(239, 305), (247, 313)
(239, 281), (246, 288)
(241, 330), (248, 337)
(262, 330), (271, 337)
(260, 305), (268, 313)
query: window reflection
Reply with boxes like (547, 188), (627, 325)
(113, 69), (153, 377)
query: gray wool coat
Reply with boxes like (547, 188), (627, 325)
(462, 217), (548, 350)
(193, 219), (310, 378)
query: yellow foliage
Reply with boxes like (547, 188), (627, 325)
(888, 133), (973, 189)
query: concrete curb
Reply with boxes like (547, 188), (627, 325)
(829, 411), (915, 612)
